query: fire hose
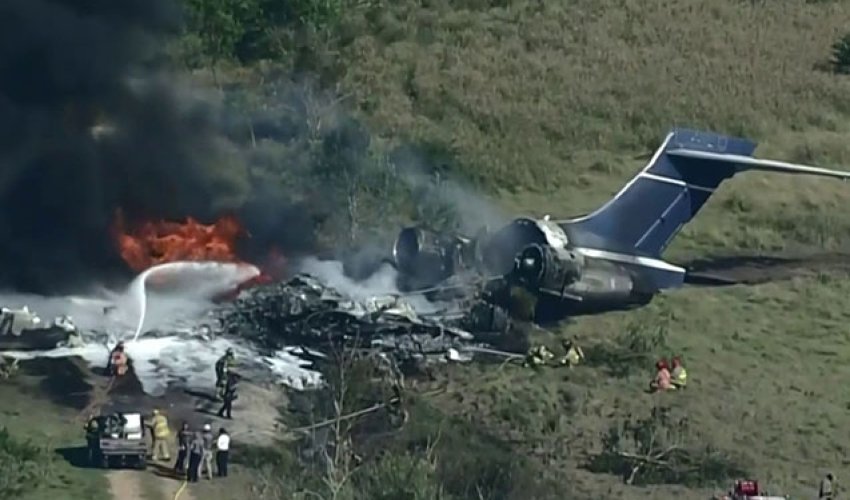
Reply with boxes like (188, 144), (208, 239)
(76, 375), (116, 424)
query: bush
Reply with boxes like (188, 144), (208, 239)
(0, 427), (52, 499)
(354, 451), (445, 500)
(584, 307), (672, 378)
(585, 406), (746, 487)
(832, 33), (850, 74)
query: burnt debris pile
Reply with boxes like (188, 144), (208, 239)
(215, 275), (515, 364)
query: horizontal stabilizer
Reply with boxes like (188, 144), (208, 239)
(565, 127), (850, 282)
(667, 149), (850, 181)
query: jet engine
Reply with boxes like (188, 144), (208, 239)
(510, 243), (584, 294)
(392, 227), (479, 290)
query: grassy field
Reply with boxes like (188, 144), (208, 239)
(0, 361), (109, 500)
(323, 0), (850, 498)
(5, 0), (850, 498)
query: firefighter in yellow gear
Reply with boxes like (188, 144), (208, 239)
(149, 409), (171, 461)
(558, 339), (585, 368)
(671, 356), (687, 389)
(523, 345), (554, 367)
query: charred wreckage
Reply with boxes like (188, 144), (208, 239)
(8, 128), (850, 370)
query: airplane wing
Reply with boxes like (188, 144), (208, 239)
(667, 149), (850, 180)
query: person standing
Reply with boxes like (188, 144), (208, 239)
(187, 432), (204, 483)
(148, 409), (171, 461)
(173, 422), (192, 476)
(820, 472), (836, 499)
(217, 373), (239, 420)
(199, 423), (215, 480)
(214, 349), (235, 400)
(84, 416), (101, 464)
(215, 428), (230, 477)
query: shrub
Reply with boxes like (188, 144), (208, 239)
(832, 33), (850, 74)
(585, 406), (746, 487)
(0, 427), (52, 499)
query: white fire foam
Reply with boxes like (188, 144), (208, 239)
(0, 261), (322, 396)
(3, 335), (320, 396)
(127, 261), (262, 341)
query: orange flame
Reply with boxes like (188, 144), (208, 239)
(112, 210), (245, 273)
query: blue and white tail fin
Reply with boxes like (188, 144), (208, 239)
(566, 128), (850, 260)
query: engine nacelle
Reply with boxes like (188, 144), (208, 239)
(482, 217), (572, 275)
(393, 227), (449, 276)
(510, 243), (584, 294)
(393, 227), (482, 290)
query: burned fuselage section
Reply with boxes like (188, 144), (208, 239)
(391, 217), (657, 322)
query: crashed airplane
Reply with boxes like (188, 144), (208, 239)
(0, 306), (81, 350)
(391, 128), (850, 322)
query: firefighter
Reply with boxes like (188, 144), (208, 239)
(149, 409), (171, 461)
(671, 356), (687, 389)
(217, 373), (239, 420)
(558, 338), (585, 368)
(649, 359), (673, 392)
(215, 348), (235, 400)
(109, 342), (128, 377)
(85, 415), (101, 464)
(523, 345), (554, 368)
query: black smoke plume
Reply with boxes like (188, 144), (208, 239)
(0, 0), (316, 294)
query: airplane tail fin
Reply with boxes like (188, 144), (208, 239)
(567, 128), (850, 258)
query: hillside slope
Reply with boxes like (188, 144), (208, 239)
(3, 1), (849, 499)
(317, 1), (850, 498)
(332, 0), (850, 256)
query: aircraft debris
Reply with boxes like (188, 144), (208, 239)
(215, 274), (514, 365)
(0, 306), (82, 350)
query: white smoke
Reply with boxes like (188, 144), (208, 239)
(295, 256), (440, 313)
(397, 163), (510, 235)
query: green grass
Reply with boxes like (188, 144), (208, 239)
(0, 366), (109, 500)
(338, 0), (850, 184)
(205, 0), (850, 254)
(179, 0), (850, 497)
(6, 0), (850, 498)
(427, 275), (850, 498)
(315, 4), (850, 493)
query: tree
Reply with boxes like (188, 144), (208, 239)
(182, 0), (262, 81)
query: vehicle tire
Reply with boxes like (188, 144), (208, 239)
(137, 455), (147, 470)
(101, 455), (110, 469)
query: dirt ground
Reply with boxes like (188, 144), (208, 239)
(683, 252), (850, 285)
(106, 470), (146, 500)
(87, 364), (284, 500)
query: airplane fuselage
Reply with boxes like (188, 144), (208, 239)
(390, 128), (850, 324)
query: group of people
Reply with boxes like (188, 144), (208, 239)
(147, 409), (232, 481)
(649, 356), (687, 392)
(174, 421), (232, 482)
(523, 338), (586, 368)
